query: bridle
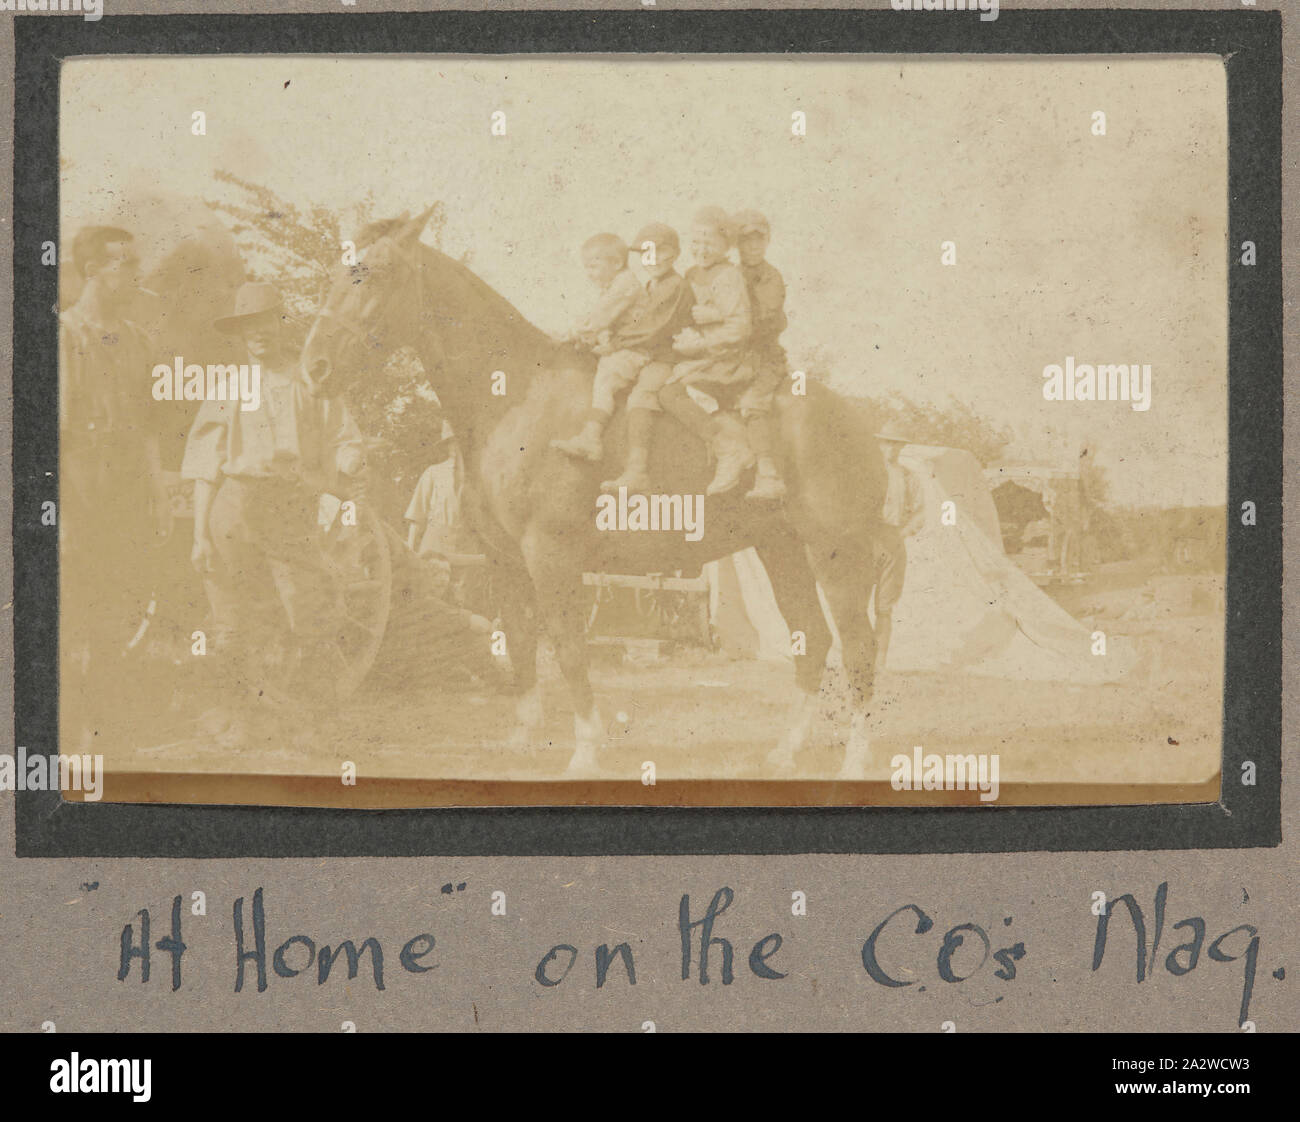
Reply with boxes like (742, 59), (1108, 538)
(311, 237), (523, 561)
(312, 236), (427, 350)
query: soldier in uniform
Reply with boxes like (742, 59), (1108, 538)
(59, 225), (170, 745)
(182, 283), (367, 730)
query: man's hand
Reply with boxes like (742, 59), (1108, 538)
(191, 534), (217, 574)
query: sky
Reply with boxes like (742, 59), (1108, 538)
(62, 54), (1229, 506)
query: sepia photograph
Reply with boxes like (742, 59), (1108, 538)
(56, 52), (1229, 808)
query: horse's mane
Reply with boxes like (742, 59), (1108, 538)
(412, 242), (559, 359)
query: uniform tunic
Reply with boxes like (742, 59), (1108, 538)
(59, 305), (157, 535)
(180, 367), (365, 680)
(181, 367), (362, 492)
(58, 304), (160, 692)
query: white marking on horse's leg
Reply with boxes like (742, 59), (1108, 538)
(506, 685), (544, 750)
(515, 685), (543, 729)
(836, 710), (872, 781)
(565, 704), (604, 777)
(765, 692), (816, 776)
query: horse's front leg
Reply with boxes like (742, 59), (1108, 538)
(753, 535), (832, 775)
(522, 531), (603, 776)
(497, 570), (544, 750)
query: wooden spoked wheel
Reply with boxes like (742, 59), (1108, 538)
(314, 502), (393, 701)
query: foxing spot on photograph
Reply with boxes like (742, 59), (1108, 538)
(57, 54), (1228, 807)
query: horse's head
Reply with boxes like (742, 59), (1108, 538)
(300, 205), (439, 396)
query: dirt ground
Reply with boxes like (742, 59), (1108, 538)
(97, 566), (1225, 807)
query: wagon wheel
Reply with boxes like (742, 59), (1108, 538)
(313, 502), (393, 700)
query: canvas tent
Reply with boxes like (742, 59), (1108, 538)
(705, 444), (1133, 683)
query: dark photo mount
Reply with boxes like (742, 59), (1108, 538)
(12, 9), (1281, 856)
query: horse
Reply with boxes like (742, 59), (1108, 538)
(300, 207), (889, 779)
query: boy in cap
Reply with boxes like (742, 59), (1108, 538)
(597, 221), (696, 492)
(550, 232), (647, 462)
(657, 206), (757, 496)
(182, 282), (367, 719)
(734, 209), (790, 501)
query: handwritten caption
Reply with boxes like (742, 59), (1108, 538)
(114, 882), (1268, 1028)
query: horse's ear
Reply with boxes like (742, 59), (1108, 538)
(396, 204), (439, 245)
(354, 210), (415, 250)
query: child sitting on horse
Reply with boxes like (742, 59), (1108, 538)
(732, 208), (790, 501)
(656, 206), (760, 497)
(593, 221), (696, 492)
(550, 232), (649, 464)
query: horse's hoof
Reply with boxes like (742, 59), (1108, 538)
(835, 758), (870, 782)
(562, 746), (601, 778)
(564, 707), (605, 776)
(835, 716), (873, 780)
(506, 724), (544, 753)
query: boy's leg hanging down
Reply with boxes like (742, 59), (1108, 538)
(744, 413), (787, 501)
(551, 350), (646, 462)
(601, 407), (655, 493)
(602, 360), (670, 492)
(551, 406), (610, 462)
(739, 365), (787, 501)
(659, 380), (755, 496)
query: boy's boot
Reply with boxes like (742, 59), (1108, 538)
(602, 407), (655, 493)
(551, 407), (608, 462)
(707, 413), (756, 496)
(744, 414), (787, 501)
(659, 384), (755, 496)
